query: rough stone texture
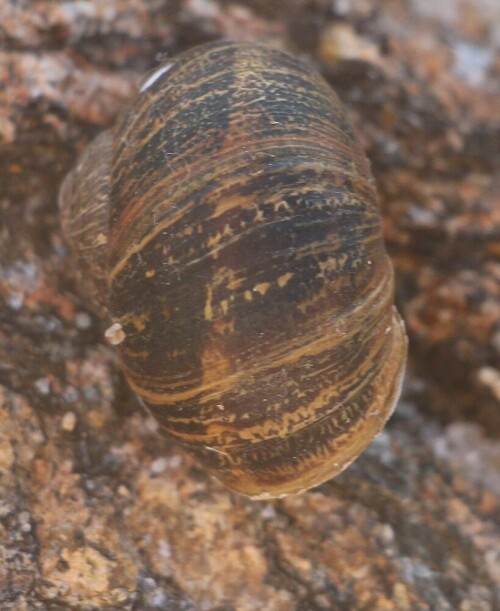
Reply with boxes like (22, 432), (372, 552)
(0, 0), (498, 609)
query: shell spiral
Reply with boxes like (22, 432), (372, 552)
(60, 41), (407, 498)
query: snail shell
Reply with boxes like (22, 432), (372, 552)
(60, 41), (407, 499)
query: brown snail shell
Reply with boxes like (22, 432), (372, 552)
(59, 41), (408, 499)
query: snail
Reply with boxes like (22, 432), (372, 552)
(59, 41), (408, 499)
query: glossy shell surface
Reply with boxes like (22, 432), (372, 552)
(61, 42), (408, 498)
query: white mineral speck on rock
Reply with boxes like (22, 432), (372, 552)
(158, 540), (171, 560)
(260, 504), (277, 520)
(452, 41), (494, 87)
(148, 588), (167, 608)
(19, 513), (32, 533)
(143, 415), (159, 432)
(378, 524), (395, 545)
(61, 411), (77, 432)
(34, 377), (50, 395)
(185, 0), (220, 20)
(164, 455), (182, 469)
(476, 366), (500, 401)
(150, 457), (169, 475)
(63, 386), (79, 403)
(104, 322), (126, 345)
(6, 291), (24, 310)
(75, 311), (92, 330)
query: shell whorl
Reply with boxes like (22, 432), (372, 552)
(60, 41), (407, 498)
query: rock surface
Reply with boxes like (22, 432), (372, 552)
(0, 1), (499, 609)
